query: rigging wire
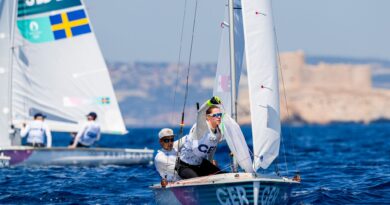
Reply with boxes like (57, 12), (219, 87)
(179, 0), (199, 136)
(166, 0), (189, 181)
(276, 46), (299, 174)
(171, 0), (199, 180)
(170, 0), (189, 124)
(272, 12), (299, 176)
(275, 32), (291, 175)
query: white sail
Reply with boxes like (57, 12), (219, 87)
(241, 0), (280, 170)
(150, 1), (298, 202)
(221, 114), (254, 173)
(213, 0), (254, 172)
(10, 0), (126, 134)
(0, 0), (13, 146)
(213, 0), (245, 116)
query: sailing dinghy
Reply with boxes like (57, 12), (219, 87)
(0, 0), (153, 166)
(151, 0), (299, 204)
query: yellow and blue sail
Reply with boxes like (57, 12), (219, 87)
(50, 9), (91, 40)
(17, 0), (91, 43)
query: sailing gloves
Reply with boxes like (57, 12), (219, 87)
(207, 96), (222, 106)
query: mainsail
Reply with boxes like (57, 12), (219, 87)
(214, 0), (253, 173)
(8, 0), (126, 135)
(214, 0), (281, 171)
(213, 0), (245, 116)
(241, 0), (280, 170)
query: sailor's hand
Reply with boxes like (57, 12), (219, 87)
(68, 145), (76, 149)
(207, 96), (221, 106)
(161, 178), (168, 188)
(211, 160), (218, 167)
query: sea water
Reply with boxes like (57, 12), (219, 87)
(0, 123), (389, 204)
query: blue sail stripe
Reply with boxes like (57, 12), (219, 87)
(71, 24), (91, 36)
(49, 14), (62, 25)
(67, 9), (87, 21)
(53, 30), (67, 40)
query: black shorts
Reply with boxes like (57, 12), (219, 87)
(175, 158), (222, 179)
(26, 142), (45, 148)
(76, 142), (90, 148)
(69, 140), (90, 148)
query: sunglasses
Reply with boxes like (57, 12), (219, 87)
(208, 112), (223, 118)
(162, 138), (174, 143)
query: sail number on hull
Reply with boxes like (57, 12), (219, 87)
(216, 185), (280, 205)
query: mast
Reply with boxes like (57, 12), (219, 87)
(7, 0), (17, 144)
(228, 0), (237, 120)
(228, 0), (238, 172)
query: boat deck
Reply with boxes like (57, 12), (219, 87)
(151, 172), (299, 188)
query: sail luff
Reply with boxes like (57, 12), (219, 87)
(241, 0), (280, 170)
(0, 0), (15, 146)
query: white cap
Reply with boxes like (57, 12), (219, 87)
(158, 128), (174, 139)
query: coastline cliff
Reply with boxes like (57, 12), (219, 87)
(108, 51), (390, 126)
(237, 51), (390, 124)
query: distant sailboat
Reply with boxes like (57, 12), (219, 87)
(0, 0), (153, 166)
(151, 0), (299, 204)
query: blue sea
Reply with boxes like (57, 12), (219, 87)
(1, 123), (389, 204)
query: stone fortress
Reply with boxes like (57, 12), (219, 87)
(237, 51), (390, 124)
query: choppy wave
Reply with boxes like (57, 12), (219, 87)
(0, 123), (389, 204)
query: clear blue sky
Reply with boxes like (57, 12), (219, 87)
(85, 0), (390, 63)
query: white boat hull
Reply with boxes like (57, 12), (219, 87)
(151, 173), (298, 205)
(0, 146), (154, 166)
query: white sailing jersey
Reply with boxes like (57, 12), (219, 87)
(77, 121), (101, 146)
(154, 149), (180, 182)
(20, 120), (52, 147)
(179, 124), (223, 165)
(178, 101), (224, 165)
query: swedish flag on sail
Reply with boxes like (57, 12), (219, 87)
(50, 9), (91, 40)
